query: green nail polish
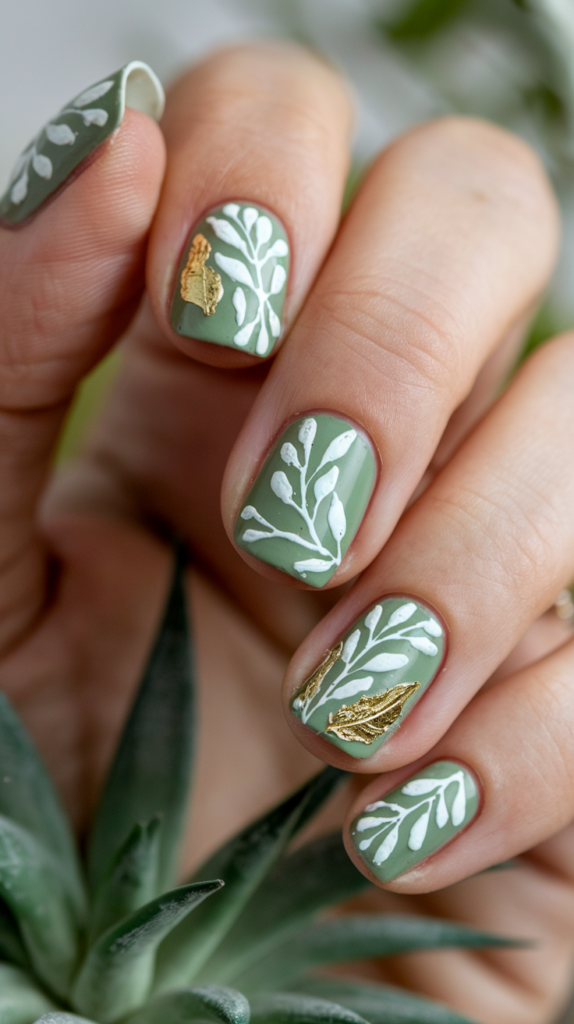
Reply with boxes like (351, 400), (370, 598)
(235, 414), (376, 587)
(170, 202), (290, 357)
(291, 597), (445, 758)
(351, 761), (479, 881)
(0, 62), (164, 226)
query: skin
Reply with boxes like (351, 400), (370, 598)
(1, 41), (574, 1023)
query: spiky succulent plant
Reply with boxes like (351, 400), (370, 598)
(0, 548), (516, 1024)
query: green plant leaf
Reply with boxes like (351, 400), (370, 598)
(88, 546), (194, 896)
(292, 978), (479, 1024)
(0, 963), (57, 1024)
(154, 768), (346, 992)
(0, 816), (79, 1000)
(234, 914), (527, 991)
(72, 880), (222, 1023)
(0, 693), (85, 916)
(0, 898), (29, 969)
(123, 984), (250, 1024)
(203, 832), (369, 983)
(89, 818), (161, 942)
(250, 992), (368, 1024)
(382, 0), (469, 40)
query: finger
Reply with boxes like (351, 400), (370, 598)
(0, 64), (165, 652)
(223, 116), (559, 589)
(147, 43), (353, 364)
(283, 333), (574, 767)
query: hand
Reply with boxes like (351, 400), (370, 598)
(0, 42), (572, 1024)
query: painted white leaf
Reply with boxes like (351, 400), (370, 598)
(243, 529), (272, 542)
(256, 215), (272, 246)
(409, 636), (438, 656)
(298, 417), (317, 455)
(46, 122), (75, 145)
(256, 319), (270, 355)
(332, 676), (374, 700)
(341, 629), (361, 664)
(314, 466), (339, 504)
(268, 307), (281, 337)
(240, 506), (257, 520)
(321, 429), (357, 464)
(359, 836), (376, 851)
(10, 171), (28, 205)
(281, 443), (300, 467)
(81, 108), (109, 127)
(243, 207), (258, 231)
(421, 618), (443, 637)
(270, 471), (293, 503)
(294, 558), (334, 573)
(451, 779), (466, 826)
(232, 287), (246, 326)
(207, 218), (249, 256)
(362, 652), (409, 673)
(223, 203), (240, 218)
(327, 492), (346, 543)
(387, 603), (417, 628)
(402, 779), (441, 796)
(74, 79), (114, 107)
(267, 239), (289, 258)
(234, 319), (257, 347)
(270, 264), (286, 295)
(408, 808), (431, 851)
(374, 826), (399, 865)
(355, 816), (383, 833)
(32, 154), (52, 179)
(365, 605), (383, 631)
(214, 253), (254, 287)
(365, 800), (388, 812)
(436, 790), (448, 829)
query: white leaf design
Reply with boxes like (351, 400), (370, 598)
(451, 779), (466, 826)
(314, 466), (339, 504)
(234, 319), (257, 347)
(281, 442), (300, 467)
(270, 264), (286, 295)
(359, 835), (376, 851)
(387, 603), (417, 627)
(327, 492), (346, 542)
(268, 307), (281, 337)
(362, 653), (409, 672)
(402, 779), (441, 796)
(214, 253), (254, 287)
(266, 239), (289, 258)
(243, 529), (272, 542)
(46, 123), (75, 145)
(240, 506), (258, 520)
(355, 816), (384, 832)
(421, 618), (442, 637)
(294, 558), (334, 573)
(81, 108), (109, 127)
(74, 80), (114, 107)
(436, 791), (448, 828)
(223, 203), (240, 218)
(232, 287), (246, 326)
(10, 171), (28, 205)
(243, 207), (258, 231)
(365, 605), (383, 631)
(321, 429), (357, 464)
(332, 676), (374, 700)
(256, 215), (272, 246)
(298, 418), (317, 456)
(270, 471), (293, 503)
(32, 154), (53, 179)
(256, 319), (269, 355)
(408, 808), (431, 851)
(374, 825), (399, 864)
(341, 629), (361, 664)
(207, 218), (249, 256)
(409, 636), (438, 656)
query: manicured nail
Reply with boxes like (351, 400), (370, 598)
(171, 202), (290, 358)
(0, 62), (165, 226)
(291, 597), (445, 757)
(351, 760), (479, 881)
(235, 414), (376, 587)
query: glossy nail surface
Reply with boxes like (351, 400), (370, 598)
(0, 62), (164, 226)
(351, 761), (479, 882)
(291, 597), (445, 758)
(235, 414), (376, 587)
(171, 202), (290, 357)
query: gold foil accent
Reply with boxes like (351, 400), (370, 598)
(180, 233), (223, 316)
(297, 642), (344, 706)
(325, 681), (420, 744)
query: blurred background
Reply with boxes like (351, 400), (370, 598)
(1, 1), (574, 1018)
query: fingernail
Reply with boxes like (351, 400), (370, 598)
(291, 597), (445, 756)
(351, 760), (479, 881)
(171, 202), (290, 358)
(0, 62), (164, 227)
(234, 414), (376, 587)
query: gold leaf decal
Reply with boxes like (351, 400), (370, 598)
(180, 233), (223, 315)
(325, 682), (420, 744)
(296, 642), (344, 706)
